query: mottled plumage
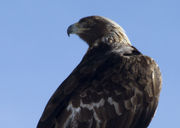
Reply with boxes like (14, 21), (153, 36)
(37, 16), (162, 128)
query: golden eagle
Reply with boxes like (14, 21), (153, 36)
(37, 16), (162, 128)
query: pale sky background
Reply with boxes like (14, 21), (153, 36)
(0, 0), (179, 128)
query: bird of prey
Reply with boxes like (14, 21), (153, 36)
(37, 16), (162, 128)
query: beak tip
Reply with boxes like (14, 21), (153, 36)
(67, 32), (70, 37)
(67, 30), (70, 37)
(67, 24), (74, 37)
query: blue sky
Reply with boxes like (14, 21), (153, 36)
(0, 0), (179, 128)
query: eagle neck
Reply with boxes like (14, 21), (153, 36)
(87, 37), (141, 57)
(89, 34), (131, 50)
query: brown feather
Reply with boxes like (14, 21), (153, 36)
(37, 16), (162, 128)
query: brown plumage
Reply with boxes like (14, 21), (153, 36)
(37, 16), (162, 128)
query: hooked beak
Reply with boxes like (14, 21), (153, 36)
(67, 22), (90, 37)
(67, 23), (79, 37)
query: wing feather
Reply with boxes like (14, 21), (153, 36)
(37, 45), (161, 128)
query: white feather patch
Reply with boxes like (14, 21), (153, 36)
(107, 97), (122, 116)
(112, 44), (133, 55)
(66, 98), (105, 128)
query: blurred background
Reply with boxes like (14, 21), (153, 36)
(0, 0), (179, 127)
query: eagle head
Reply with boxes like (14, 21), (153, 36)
(67, 16), (131, 47)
